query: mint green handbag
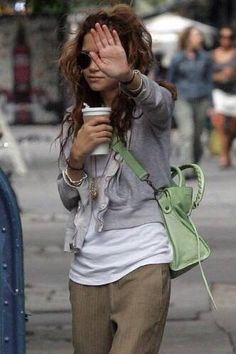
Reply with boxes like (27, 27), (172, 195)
(158, 164), (210, 277)
(111, 135), (216, 309)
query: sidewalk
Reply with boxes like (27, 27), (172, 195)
(10, 125), (236, 354)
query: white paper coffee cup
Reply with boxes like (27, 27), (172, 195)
(82, 107), (112, 155)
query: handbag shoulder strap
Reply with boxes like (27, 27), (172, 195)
(182, 164), (205, 208)
(111, 134), (149, 181)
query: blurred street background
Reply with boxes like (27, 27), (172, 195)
(1, 1), (236, 353)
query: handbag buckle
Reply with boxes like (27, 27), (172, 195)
(142, 175), (161, 198)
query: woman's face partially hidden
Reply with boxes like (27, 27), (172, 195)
(81, 33), (119, 94)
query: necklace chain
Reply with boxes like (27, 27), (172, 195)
(89, 179), (98, 200)
(89, 152), (112, 200)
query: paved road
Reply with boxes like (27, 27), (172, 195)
(9, 126), (236, 354)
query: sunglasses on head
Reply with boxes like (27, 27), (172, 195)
(77, 51), (92, 69)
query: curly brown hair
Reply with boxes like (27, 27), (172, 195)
(58, 4), (176, 158)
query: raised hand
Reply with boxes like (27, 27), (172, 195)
(90, 23), (132, 82)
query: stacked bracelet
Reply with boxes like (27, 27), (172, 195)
(66, 158), (84, 171)
(126, 70), (143, 95)
(120, 70), (143, 96)
(128, 80), (143, 94)
(64, 167), (87, 187)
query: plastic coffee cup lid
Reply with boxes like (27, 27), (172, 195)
(82, 107), (111, 115)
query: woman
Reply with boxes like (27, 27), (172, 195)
(211, 26), (236, 168)
(57, 4), (176, 354)
(168, 26), (212, 166)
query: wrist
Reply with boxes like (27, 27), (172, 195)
(119, 69), (134, 84)
(68, 154), (85, 170)
(119, 70), (143, 97)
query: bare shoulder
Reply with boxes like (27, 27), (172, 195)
(211, 47), (221, 60)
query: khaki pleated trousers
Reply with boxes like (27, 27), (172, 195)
(69, 263), (171, 354)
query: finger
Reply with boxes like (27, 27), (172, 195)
(92, 131), (113, 139)
(102, 24), (115, 45)
(112, 29), (122, 46)
(95, 22), (109, 47)
(89, 51), (105, 70)
(84, 116), (111, 126)
(90, 28), (104, 51)
(94, 137), (112, 145)
(92, 124), (113, 132)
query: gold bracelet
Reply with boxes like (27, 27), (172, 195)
(64, 167), (87, 187)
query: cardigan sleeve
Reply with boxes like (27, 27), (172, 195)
(57, 172), (90, 211)
(120, 74), (174, 129)
(56, 109), (90, 211)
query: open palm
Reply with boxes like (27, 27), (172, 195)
(90, 23), (130, 80)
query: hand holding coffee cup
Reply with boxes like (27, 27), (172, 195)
(68, 107), (112, 168)
(81, 107), (112, 155)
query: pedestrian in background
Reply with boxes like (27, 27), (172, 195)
(210, 26), (236, 168)
(168, 26), (212, 167)
(57, 4), (176, 354)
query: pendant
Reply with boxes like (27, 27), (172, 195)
(89, 178), (98, 200)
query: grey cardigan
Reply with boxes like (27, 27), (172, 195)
(57, 74), (174, 250)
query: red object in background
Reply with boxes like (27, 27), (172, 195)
(13, 24), (32, 123)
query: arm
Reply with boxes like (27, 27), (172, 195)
(120, 74), (174, 128)
(89, 24), (174, 129)
(167, 57), (178, 84)
(56, 120), (85, 211)
(213, 70), (226, 82)
(57, 172), (80, 211)
(57, 111), (112, 211)
(205, 54), (213, 96)
(213, 67), (236, 82)
(57, 171), (90, 211)
(211, 49), (236, 82)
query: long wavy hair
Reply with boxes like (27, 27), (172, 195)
(58, 4), (176, 158)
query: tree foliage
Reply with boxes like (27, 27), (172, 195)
(26, 0), (74, 15)
(26, 0), (132, 15)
